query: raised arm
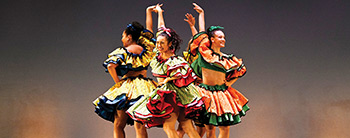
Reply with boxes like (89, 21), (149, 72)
(184, 13), (198, 36)
(193, 3), (205, 32)
(146, 4), (163, 32)
(155, 4), (165, 28)
(146, 5), (156, 33)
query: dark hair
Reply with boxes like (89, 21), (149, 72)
(124, 21), (145, 42)
(157, 27), (182, 53)
(206, 26), (224, 46)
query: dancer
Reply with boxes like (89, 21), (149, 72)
(127, 4), (203, 138)
(177, 3), (207, 138)
(184, 3), (249, 138)
(93, 21), (157, 138)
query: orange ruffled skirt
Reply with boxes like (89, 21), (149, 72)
(196, 83), (249, 126)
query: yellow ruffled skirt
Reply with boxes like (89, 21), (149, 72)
(93, 75), (157, 124)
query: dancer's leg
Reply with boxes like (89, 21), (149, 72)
(178, 109), (200, 138)
(218, 126), (230, 138)
(163, 112), (180, 138)
(196, 126), (206, 138)
(178, 119), (200, 138)
(134, 121), (148, 138)
(114, 110), (128, 138)
(205, 125), (216, 138)
(177, 124), (185, 138)
(177, 120), (205, 138)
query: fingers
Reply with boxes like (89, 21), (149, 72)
(148, 3), (163, 13)
(185, 13), (193, 18)
(185, 13), (195, 22)
(185, 13), (189, 18)
(188, 13), (194, 19)
(156, 3), (163, 8)
(184, 19), (191, 25)
(184, 19), (188, 22)
(184, 13), (195, 26)
(147, 5), (155, 10)
(192, 2), (203, 13)
(155, 3), (164, 12)
(193, 2), (199, 9)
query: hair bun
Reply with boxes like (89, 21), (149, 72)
(125, 21), (145, 42)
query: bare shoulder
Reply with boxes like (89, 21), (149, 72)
(126, 45), (144, 54)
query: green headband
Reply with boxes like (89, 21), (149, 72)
(208, 26), (224, 32)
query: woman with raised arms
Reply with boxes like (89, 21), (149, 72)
(184, 3), (250, 138)
(127, 4), (203, 138)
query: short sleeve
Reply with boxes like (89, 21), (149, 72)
(188, 32), (247, 80)
(225, 57), (247, 81)
(150, 55), (197, 87)
(165, 57), (197, 87)
(103, 48), (126, 71)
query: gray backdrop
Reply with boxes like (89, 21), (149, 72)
(1, 0), (349, 138)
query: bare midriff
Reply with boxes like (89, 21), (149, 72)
(202, 68), (226, 86)
(123, 70), (147, 78)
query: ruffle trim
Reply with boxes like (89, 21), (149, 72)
(196, 84), (249, 120)
(93, 94), (142, 124)
(93, 75), (157, 124)
(103, 75), (157, 100)
(138, 29), (156, 51)
(120, 75), (156, 84)
(226, 63), (247, 81)
(198, 104), (249, 126)
(131, 89), (204, 128)
(103, 47), (156, 74)
(167, 63), (197, 87)
(189, 32), (246, 73)
(151, 54), (190, 75)
(189, 32), (207, 56)
(198, 83), (228, 91)
(183, 51), (199, 65)
(154, 53), (179, 63)
(151, 55), (197, 87)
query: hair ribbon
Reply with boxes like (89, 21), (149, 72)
(127, 24), (135, 31)
(208, 26), (224, 32)
(159, 26), (172, 37)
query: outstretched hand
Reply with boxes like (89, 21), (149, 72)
(184, 13), (195, 27)
(193, 3), (204, 13)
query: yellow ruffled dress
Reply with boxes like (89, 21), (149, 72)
(93, 30), (157, 125)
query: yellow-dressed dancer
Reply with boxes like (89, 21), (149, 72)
(93, 21), (157, 138)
